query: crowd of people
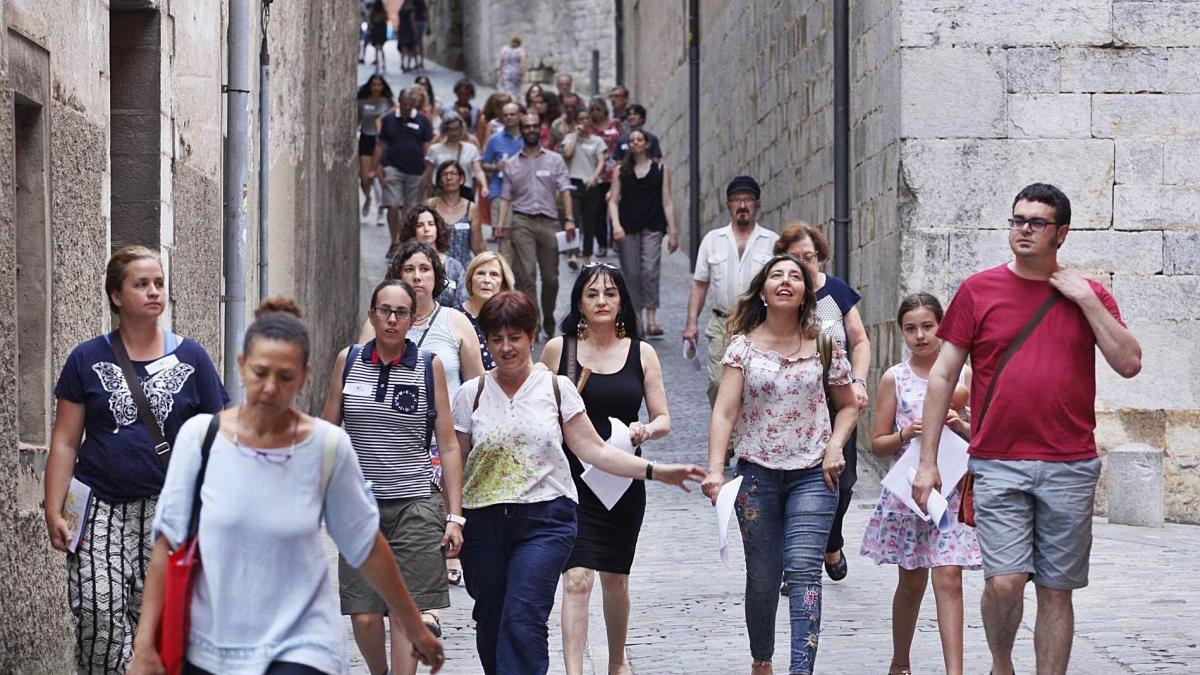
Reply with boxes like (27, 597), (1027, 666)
(41, 39), (1142, 675)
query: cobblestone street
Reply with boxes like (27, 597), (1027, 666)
(337, 56), (1200, 670)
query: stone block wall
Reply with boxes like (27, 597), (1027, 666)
(895, 1), (1200, 522)
(627, 0), (1199, 522)
(427, 0), (616, 95)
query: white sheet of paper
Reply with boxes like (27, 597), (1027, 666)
(716, 476), (744, 569)
(880, 427), (970, 524)
(64, 478), (93, 553)
(556, 230), (581, 253)
(580, 417), (635, 510)
(682, 338), (702, 370)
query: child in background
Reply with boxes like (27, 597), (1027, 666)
(860, 292), (981, 675)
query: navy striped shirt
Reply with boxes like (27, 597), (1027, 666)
(341, 340), (434, 499)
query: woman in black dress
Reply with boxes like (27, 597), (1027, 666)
(539, 263), (672, 675)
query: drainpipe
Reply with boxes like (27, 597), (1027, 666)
(833, 0), (851, 281)
(687, 0), (700, 271)
(258, 0), (272, 300)
(223, 0), (252, 403)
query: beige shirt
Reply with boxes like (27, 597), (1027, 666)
(693, 223), (780, 314)
(499, 147), (572, 220)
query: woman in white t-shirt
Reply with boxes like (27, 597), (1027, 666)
(451, 291), (703, 675)
(422, 111), (487, 202)
(560, 109), (608, 268)
(128, 299), (444, 675)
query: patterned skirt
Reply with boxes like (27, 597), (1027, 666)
(859, 486), (982, 570)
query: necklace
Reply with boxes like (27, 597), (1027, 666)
(233, 406), (300, 462)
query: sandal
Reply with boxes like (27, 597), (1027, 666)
(447, 568), (462, 586)
(645, 324), (664, 339)
(421, 612), (442, 638)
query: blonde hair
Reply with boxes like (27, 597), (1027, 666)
(105, 245), (162, 313)
(464, 251), (515, 297)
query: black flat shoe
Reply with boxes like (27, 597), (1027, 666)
(825, 550), (848, 581)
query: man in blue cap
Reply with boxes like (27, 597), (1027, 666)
(683, 175), (779, 404)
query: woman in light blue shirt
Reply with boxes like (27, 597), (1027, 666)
(128, 298), (445, 675)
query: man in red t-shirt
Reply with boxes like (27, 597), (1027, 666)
(912, 183), (1142, 675)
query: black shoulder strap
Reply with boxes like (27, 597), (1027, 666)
(564, 336), (579, 384)
(342, 344), (362, 387)
(185, 414), (222, 541)
(110, 330), (171, 469)
(551, 374), (563, 429)
(423, 350), (437, 449)
(976, 291), (1061, 429)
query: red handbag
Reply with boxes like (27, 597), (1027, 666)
(157, 414), (221, 675)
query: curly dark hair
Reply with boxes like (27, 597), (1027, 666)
(400, 205), (450, 253)
(386, 241), (448, 299)
(357, 74), (394, 101)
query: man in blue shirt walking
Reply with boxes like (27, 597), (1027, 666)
(481, 101), (525, 259)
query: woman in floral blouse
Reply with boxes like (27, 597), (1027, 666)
(701, 254), (859, 675)
(451, 291), (703, 675)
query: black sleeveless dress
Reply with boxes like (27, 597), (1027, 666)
(558, 338), (647, 574)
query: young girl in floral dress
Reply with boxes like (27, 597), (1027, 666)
(861, 292), (981, 675)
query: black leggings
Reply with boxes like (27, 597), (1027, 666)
(826, 427), (858, 553)
(187, 661), (326, 675)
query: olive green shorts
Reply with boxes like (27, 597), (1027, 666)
(338, 493), (450, 614)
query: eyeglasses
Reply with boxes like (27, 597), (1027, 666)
(1008, 217), (1058, 232)
(583, 261), (620, 272)
(371, 306), (414, 321)
(728, 198), (757, 206)
(794, 252), (819, 264)
(520, 123), (541, 130)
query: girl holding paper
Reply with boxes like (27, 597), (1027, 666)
(861, 292), (980, 675)
(539, 263), (673, 675)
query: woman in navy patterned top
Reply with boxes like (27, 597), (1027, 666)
(44, 246), (227, 673)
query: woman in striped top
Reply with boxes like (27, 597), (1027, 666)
(323, 279), (465, 675)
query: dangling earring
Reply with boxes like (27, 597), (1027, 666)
(761, 296), (768, 307)
(577, 318), (590, 340)
(615, 318), (627, 339)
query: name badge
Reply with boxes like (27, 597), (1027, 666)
(343, 382), (373, 397)
(750, 355), (780, 373)
(535, 169), (551, 178)
(822, 319), (837, 331)
(145, 354), (180, 375)
(406, 122), (421, 130)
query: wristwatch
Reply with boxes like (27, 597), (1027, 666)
(851, 378), (867, 387)
(564, 216), (575, 222)
(446, 514), (466, 526)
(645, 462), (655, 481)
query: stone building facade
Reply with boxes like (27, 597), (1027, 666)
(622, 0), (1200, 523)
(424, 0), (618, 96)
(0, 0), (358, 669)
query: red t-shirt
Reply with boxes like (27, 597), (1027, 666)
(937, 264), (1124, 462)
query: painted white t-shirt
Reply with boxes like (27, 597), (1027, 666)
(154, 416), (379, 675)
(452, 364), (585, 509)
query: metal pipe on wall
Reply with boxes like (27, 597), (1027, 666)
(223, 0), (252, 403)
(258, 2), (271, 301)
(687, 0), (700, 271)
(833, 0), (851, 281)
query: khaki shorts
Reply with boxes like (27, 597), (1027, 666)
(970, 456), (1101, 590)
(381, 166), (423, 209)
(339, 493), (449, 614)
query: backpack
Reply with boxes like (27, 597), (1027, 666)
(341, 344), (438, 449)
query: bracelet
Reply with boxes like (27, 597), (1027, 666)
(645, 461), (655, 481)
(898, 428), (907, 443)
(446, 514), (466, 526)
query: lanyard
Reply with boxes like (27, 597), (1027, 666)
(414, 305), (442, 351)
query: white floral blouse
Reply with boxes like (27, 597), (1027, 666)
(722, 333), (852, 470)
(452, 364), (585, 509)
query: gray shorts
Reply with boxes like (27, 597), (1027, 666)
(970, 456), (1102, 590)
(339, 493), (449, 614)
(381, 166), (423, 209)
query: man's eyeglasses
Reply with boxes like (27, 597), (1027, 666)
(371, 306), (413, 321)
(728, 198), (757, 206)
(1008, 217), (1058, 232)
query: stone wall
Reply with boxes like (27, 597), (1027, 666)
(626, 0), (1200, 522)
(0, 1), (360, 668)
(426, 0), (617, 96)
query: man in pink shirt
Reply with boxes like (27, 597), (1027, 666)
(913, 183), (1142, 675)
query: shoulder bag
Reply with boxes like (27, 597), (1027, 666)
(110, 330), (172, 469)
(957, 291), (1061, 527)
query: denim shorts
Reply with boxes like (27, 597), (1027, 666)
(969, 456), (1101, 590)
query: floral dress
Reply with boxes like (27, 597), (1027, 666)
(859, 362), (982, 569)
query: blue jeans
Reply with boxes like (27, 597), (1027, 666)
(735, 460), (838, 674)
(460, 496), (577, 675)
